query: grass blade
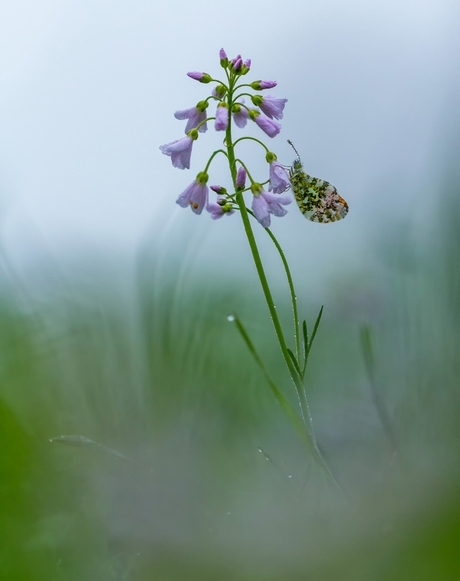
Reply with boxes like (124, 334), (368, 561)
(360, 325), (398, 454)
(49, 435), (132, 462)
(302, 319), (308, 362)
(308, 305), (324, 354)
(287, 347), (301, 377)
(229, 313), (318, 455)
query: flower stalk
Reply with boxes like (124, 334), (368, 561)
(159, 49), (338, 483)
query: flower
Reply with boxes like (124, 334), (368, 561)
(207, 196), (234, 219)
(187, 71), (212, 83)
(159, 135), (195, 169)
(215, 103), (229, 131)
(252, 95), (287, 120)
(251, 80), (277, 90)
(219, 48), (228, 66)
(251, 185), (291, 228)
(231, 99), (249, 128)
(250, 111), (281, 138)
(210, 185), (227, 195)
(174, 105), (207, 133)
(236, 167), (246, 189)
(176, 172), (209, 214)
(268, 160), (291, 193)
(231, 55), (243, 71)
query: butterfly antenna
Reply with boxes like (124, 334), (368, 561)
(287, 139), (301, 160)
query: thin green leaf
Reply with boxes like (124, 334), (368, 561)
(360, 325), (398, 453)
(49, 435), (132, 462)
(287, 347), (301, 377)
(302, 306), (324, 376)
(229, 313), (317, 455)
(308, 305), (324, 353)
(302, 320), (308, 361)
(360, 325), (375, 384)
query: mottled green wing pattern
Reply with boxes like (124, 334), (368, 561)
(288, 152), (349, 223)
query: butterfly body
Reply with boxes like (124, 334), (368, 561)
(288, 141), (349, 223)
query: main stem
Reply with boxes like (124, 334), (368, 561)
(225, 80), (317, 449)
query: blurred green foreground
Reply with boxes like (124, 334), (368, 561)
(1, 188), (460, 580)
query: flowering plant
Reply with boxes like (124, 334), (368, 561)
(160, 50), (338, 485)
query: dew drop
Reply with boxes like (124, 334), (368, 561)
(226, 313), (235, 322)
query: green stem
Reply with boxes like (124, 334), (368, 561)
(223, 75), (337, 481)
(226, 87), (310, 427)
(258, 219), (301, 366)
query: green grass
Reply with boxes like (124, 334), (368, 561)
(1, 197), (460, 580)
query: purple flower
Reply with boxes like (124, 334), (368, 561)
(231, 99), (248, 128)
(210, 185), (227, 195)
(236, 167), (246, 189)
(187, 71), (212, 83)
(219, 48), (228, 66)
(258, 95), (287, 120)
(244, 59), (251, 69)
(269, 161), (291, 193)
(215, 104), (228, 131)
(207, 196), (234, 220)
(176, 172), (209, 214)
(252, 190), (292, 228)
(250, 112), (281, 138)
(251, 80), (277, 90)
(231, 55), (243, 71)
(174, 106), (207, 133)
(160, 135), (194, 169)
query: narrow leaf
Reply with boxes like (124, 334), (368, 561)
(229, 313), (317, 455)
(308, 305), (324, 353)
(287, 347), (301, 377)
(360, 325), (375, 383)
(49, 435), (132, 462)
(302, 320), (308, 361)
(360, 325), (398, 453)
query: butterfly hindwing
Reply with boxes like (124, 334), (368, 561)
(287, 143), (349, 223)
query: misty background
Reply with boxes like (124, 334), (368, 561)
(1, 0), (459, 277)
(1, 1), (460, 580)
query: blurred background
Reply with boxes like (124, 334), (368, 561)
(1, 0), (460, 579)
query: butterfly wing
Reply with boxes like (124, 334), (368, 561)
(289, 160), (348, 223)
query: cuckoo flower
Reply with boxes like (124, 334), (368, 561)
(159, 134), (195, 169)
(159, 50), (341, 484)
(219, 48), (228, 65)
(187, 71), (212, 83)
(174, 104), (208, 133)
(231, 54), (243, 72)
(231, 99), (249, 128)
(268, 159), (291, 193)
(236, 166), (246, 189)
(252, 95), (287, 120)
(176, 172), (209, 214)
(251, 80), (277, 90)
(251, 183), (291, 228)
(249, 111), (281, 138)
(215, 103), (229, 131)
(207, 196), (234, 219)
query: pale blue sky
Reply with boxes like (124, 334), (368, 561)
(0, 0), (459, 288)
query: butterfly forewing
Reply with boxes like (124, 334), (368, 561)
(289, 156), (349, 223)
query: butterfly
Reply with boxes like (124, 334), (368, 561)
(287, 140), (348, 223)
